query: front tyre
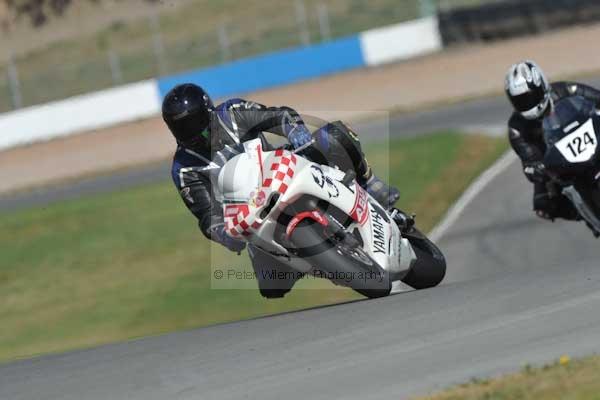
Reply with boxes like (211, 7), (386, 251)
(401, 228), (446, 289)
(289, 220), (392, 298)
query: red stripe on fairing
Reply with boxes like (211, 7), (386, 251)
(285, 210), (328, 239)
(257, 143), (264, 182)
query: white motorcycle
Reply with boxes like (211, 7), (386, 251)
(217, 138), (446, 298)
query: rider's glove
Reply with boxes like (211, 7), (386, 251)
(212, 225), (247, 253)
(523, 161), (547, 183)
(287, 125), (312, 149)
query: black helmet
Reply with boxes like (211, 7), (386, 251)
(162, 83), (214, 147)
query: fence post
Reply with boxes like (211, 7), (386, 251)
(294, 0), (311, 46)
(218, 22), (232, 62)
(149, 13), (168, 76)
(7, 52), (22, 109)
(108, 49), (123, 84)
(316, 3), (331, 41)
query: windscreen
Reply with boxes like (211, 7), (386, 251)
(544, 96), (595, 147)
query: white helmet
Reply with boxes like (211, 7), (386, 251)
(505, 61), (551, 120)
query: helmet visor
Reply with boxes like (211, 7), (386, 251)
(508, 85), (546, 113)
(520, 97), (549, 120)
(168, 108), (211, 143)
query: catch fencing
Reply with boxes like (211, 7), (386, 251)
(0, 0), (434, 113)
(1, 0), (502, 113)
(2, 0), (597, 151)
(0, 15), (442, 151)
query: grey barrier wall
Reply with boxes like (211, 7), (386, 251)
(438, 0), (600, 45)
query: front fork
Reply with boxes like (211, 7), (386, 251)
(390, 208), (416, 233)
(316, 208), (415, 276)
(562, 185), (600, 237)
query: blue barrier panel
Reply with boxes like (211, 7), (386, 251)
(157, 35), (364, 99)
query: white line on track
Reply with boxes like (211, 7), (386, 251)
(429, 150), (518, 243)
(392, 150), (517, 294)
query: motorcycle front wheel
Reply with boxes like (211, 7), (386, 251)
(400, 228), (446, 289)
(289, 220), (392, 298)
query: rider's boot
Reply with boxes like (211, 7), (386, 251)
(361, 171), (400, 209)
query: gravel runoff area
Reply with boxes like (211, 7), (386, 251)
(4, 22), (600, 193)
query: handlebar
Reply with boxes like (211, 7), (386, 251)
(273, 138), (316, 155)
(291, 139), (317, 154)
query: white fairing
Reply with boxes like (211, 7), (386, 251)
(218, 139), (417, 278)
(217, 153), (261, 201)
(555, 118), (598, 163)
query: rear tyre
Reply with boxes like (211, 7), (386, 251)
(401, 228), (446, 290)
(289, 220), (392, 298)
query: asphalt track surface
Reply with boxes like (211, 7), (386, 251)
(2, 91), (600, 399)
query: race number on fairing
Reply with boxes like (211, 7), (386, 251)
(555, 118), (598, 163)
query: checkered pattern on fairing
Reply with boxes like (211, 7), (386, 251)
(225, 149), (297, 238)
(225, 204), (263, 237)
(262, 149), (297, 195)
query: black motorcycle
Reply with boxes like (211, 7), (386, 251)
(543, 95), (600, 237)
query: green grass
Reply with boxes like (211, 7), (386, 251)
(366, 132), (508, 230)
(0, 132), (507, 362)
(416, 355), (600, 400)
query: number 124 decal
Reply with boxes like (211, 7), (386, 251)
(556, 118), (598, 163)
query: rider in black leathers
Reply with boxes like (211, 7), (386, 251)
(164, 83), (400, 298)
(506, 61), (600, 220)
